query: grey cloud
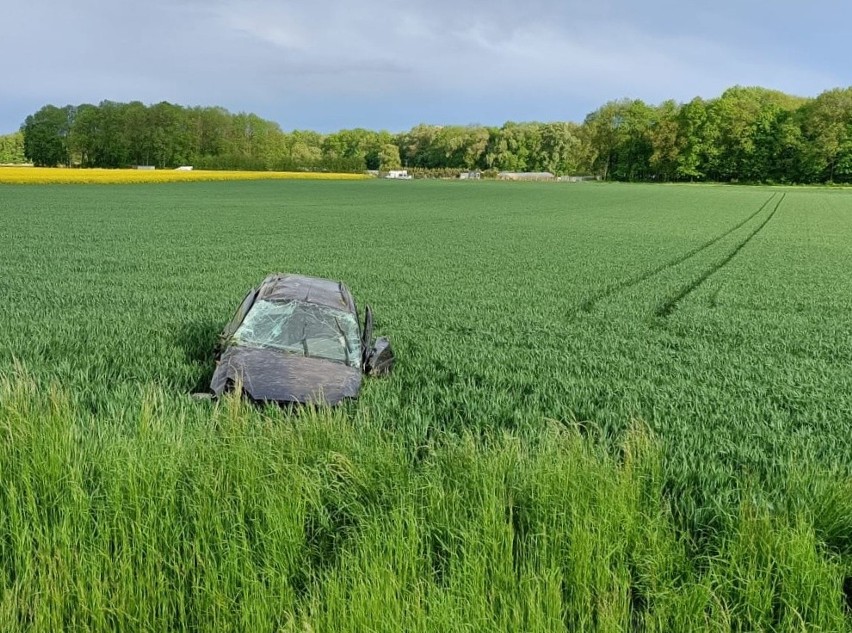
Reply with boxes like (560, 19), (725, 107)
(0, 0), (846, 132)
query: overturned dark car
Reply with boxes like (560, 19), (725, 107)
(208, 273), (394, 405)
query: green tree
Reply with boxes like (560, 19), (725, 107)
(582, 101), (627, 179)
(184, 106), (231, 162)
(321, 128), (380, 170)
(67, 103), (99, 167)
(429, 126), (490, 169)
(0, 131), (25, 164)
(122, 101), (151, 166)
(485, 122), (543, 172)
(799, 88), (852, 183)
(145, 102), (192, 168)
(22, 104), (74, 167)
(675, 98), (717, 181)
(708, 87), (803, 182)
(583, 99), (654, 180)
(538, 122), (582, 175)
(378, 143), (402, 170)
(279, 130), (323, 169)
(97, 101), (133, 167)
(648, 100), (680, 181)
(400, 124), (441, 168)
(767, 110), (807, 183)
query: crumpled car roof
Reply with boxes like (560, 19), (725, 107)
(257, 273), (357, 313)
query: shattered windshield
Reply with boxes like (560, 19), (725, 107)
(233, 299), (362, 368)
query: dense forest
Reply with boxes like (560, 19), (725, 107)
(10, 85), (852, 183)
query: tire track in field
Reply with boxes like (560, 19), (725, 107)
(579, 192), (778, 312)
(654, 192), (786, 318)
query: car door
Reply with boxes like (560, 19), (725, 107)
(361, 304), (373, 370)
(217, 287), (259, 354)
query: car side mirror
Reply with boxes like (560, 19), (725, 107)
(365, 336), (394, 376)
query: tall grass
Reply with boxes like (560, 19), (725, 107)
(1, 373), (848, 631)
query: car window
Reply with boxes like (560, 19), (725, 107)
(232, 299), (361, 368)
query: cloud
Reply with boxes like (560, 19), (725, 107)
(203, 0), (842, 103)
(0, 0), (845, 131)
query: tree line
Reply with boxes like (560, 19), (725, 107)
(0, 131), (24, 164)
(16, 85), (852, 183)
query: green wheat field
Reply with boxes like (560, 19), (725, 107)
(1, 180), (851, 631)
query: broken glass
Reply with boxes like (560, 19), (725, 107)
(233, 299), (362, 368)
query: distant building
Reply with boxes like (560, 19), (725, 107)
(497, 171), (555, 181)
(557, 175), (599, 182)
(385, 170), (412, 180)
(459, 170), (481, 180)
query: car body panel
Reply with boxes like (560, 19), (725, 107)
(210, 346), (362, 405)
(256, 273), (356, 314)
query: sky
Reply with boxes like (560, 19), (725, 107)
(0, 0), (848, 134)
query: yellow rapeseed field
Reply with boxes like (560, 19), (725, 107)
(0, 167), (370, 185)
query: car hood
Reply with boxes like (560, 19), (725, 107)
(210, 346), (362, 405)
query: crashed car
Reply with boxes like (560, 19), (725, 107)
(208, 273), (394, 405)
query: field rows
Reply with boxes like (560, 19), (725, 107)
(579, 191), (779, 312)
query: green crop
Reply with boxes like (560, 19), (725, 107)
(1, 181), (850, 631)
